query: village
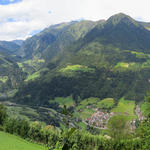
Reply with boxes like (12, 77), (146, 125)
(84, 105), (144, 129)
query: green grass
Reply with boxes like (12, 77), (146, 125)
(24, 59), (45, 66)
(114, 61), (148, 71)
(6, 89), (18, 98)
(115, 62), (129, 69)
(60, 65), (95, 74)
(25, 71), (40, 81)
(74, 108), (95, 120)
(0, 76), (8, 83)
(80, 97), (99, 105)
(7, 106), (39, 120)
(17, 62), (23, 68)
(145, 26), (150, 31)
(0, 131), (47, 150)
(78, 122), (87, 130)
(76, 97), (100, 110)
(97, 98), (114, 109)
(50, 96), (75, 108)
(111, 98), (136, 120)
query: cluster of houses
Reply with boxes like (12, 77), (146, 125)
(135, 105), (144, 121)
(85, 111), (115, 129)
(84, 105), (144, 130)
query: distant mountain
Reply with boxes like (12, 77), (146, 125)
(0, 41), (21, 54)
(18, 20), (103, 62)
(12, 40), (24, 46)
(138, 21), (150, 30)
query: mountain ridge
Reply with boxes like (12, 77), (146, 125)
(11, 13), (150, 106)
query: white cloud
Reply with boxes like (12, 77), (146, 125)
(0, 0), (150, 40)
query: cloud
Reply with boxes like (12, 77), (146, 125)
(0, 0), (150, 40)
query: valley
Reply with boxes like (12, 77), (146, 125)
(0, 13), (150, 149)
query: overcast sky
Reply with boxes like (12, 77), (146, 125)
(1, 0), (150, 41)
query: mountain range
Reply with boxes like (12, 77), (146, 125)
(1, 13), (150, 106)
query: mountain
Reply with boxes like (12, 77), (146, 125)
(0, 41), (21, 54)
(139, 21), (150, 30)
(0, 52), (26, 97)
(18, 20), (103, 62)
(13, 13), (150, 107)
(12, 40), (24, 46)
(75, 13), (150, 54)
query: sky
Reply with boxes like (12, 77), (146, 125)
(0, 0), (150, 41)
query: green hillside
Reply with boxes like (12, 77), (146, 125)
(0, 53), (26, 94)
(0, 131), (46, 150)
(18, 20), (100, 62)
(14, 13), (150, 106)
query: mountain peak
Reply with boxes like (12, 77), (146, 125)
(107, 13), (138, 26)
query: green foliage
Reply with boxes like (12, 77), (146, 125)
(0, 76), (8, 83)
(19, 20), (97, 61)
(0, 53), (26, 92)
(28, 121), (43, 141)
(0, 104), (7, 125)
(25, 71), (40, 81)
(97, 98), (114, 109)
(50, 96), (75, 108)
(115, 62), (129, 69)
(76, 97), (99, 110)
(107, 115), (131, 140)
(60, 65), (95, 77)
(14, 14), (150, 106)
(74, 109), (95, 120)
(141, 92), (150, 117)
(137, 119), (150, 150)
(111, 98), (136, 120)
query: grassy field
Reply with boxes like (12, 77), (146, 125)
(0, 131), (47, 150)
(50, 96), (75, 108)
(115, 62), (129, 68)
(0, 76), (8, 83)
(25, 71), (40, 81)
(74, 108), (95, 119)
(97, 98), (114, 109)
(111, 98), (136, 120)
(60, 65), (95, 73)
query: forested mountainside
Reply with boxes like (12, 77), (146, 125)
(18, 20), (103, 61)
(0, 40), (25, 97)
(12, 13), (150, 106)
(0, 53), (26, 96)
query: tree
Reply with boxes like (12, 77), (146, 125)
(107, 115), (130, 140)
(0, 104), (7, 125)
(137, 91), (150, 149)
(143, 91), (150, 118)
(138, 119), (150, 150)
